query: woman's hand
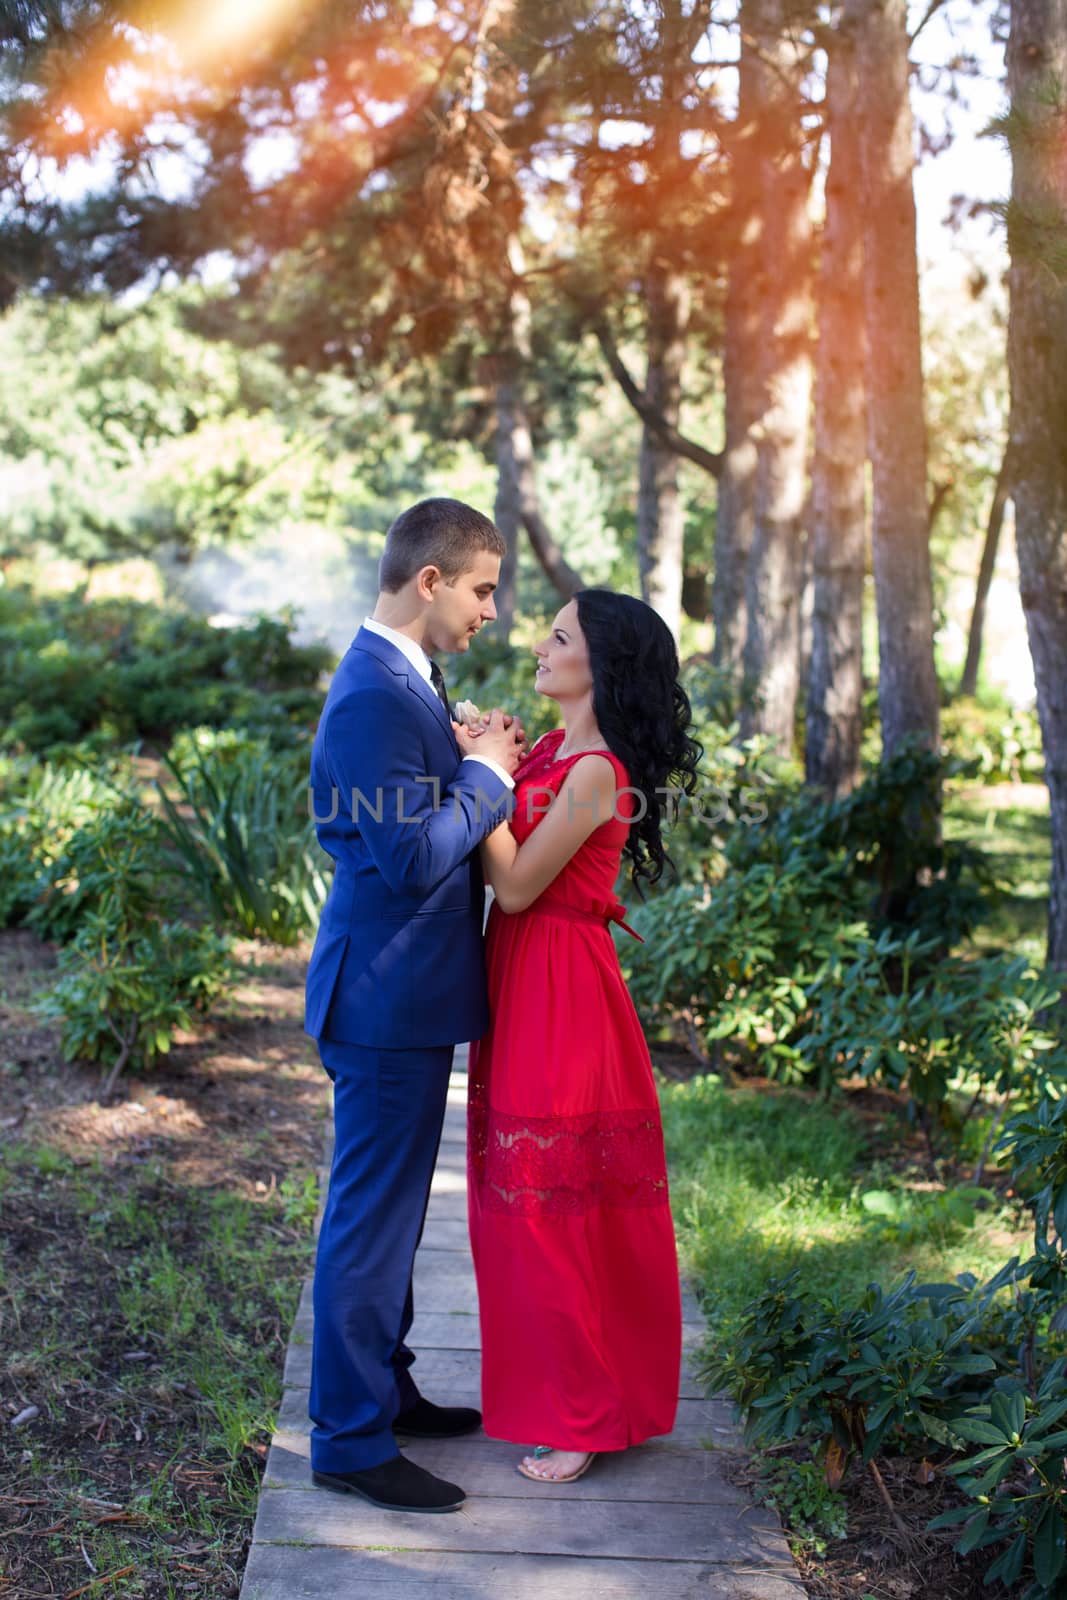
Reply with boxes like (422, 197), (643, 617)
(455, 708), (527, 772)
(454, 703), (527, 761)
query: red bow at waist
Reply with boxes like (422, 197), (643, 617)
(526, 897), (645, 942)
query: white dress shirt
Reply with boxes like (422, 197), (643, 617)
(362, 617), (514, 790)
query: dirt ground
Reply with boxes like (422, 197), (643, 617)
(0, 928), (328, 1599)
(719, 1444), (1013, 1600)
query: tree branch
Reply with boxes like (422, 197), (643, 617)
(958, 444), (1012, 698)
(592, 318), (723, 479)
(909, 0), (951, 45)
(102, 1017), (138, 1100)
(927, 476), (954, 533)
(520, 508), (585, 597)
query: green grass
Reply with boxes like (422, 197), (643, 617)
(660, 779), (1049, 1359)
(943, 780), (1051, 962)
(661, 1075), (1029, 1358)
(0, 1140), (315, 1598)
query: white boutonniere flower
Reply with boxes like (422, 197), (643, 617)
(452, 699), (482, 727)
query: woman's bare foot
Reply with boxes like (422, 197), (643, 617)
(518, 1448), (593, 1482)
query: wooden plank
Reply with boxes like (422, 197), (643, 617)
(286, 1305), (700, 1356)
(406, 1282), (481, 1314)
(272, 1385), (734, 1440)
(285, 1307), (483, 1349)
(252, 1487), (790, 1566)
(261, 1440), (748, 1503)
(272, 1384), (736, 1451)
(241, 1545), (804, 1599)
(273, 1398), (726, 1461)
(284, 1337), (703, 1399)
(282, 1345), (488, 1393)
(264, 1432), (753, 1505)
(429, 1168), (470, 1201)
(287, 1305), (703, 1357)
(414, 1217), (473, 1250)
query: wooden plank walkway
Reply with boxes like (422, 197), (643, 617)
(240, 1046), (804, 1599)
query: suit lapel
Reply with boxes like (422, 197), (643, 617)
(405, 668), (459, 749)
(353, 628), (459, 752)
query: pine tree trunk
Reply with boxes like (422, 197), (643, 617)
(740, 0), (814, 756)
(713, 39), (762, 681)
(637, 263), (690, 644)
(958, 446), (1012, 698)
(806, 37), (867, 799)
(1006, 0), (1067, 985)
(847, 0), (940, 763)
(495, 232), (585, 600)
(493, 355), (521, 645)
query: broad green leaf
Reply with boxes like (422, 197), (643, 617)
(956, 1507), (990, 1555)
(1033, 1500), (1066, 1589)
(948, 1354), (997, 1375)
(983, 1532), (1026, 1589)
(951, 1418), (1011, 1446)
(926, 1504), (974, 1532)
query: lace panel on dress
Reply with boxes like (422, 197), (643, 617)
(469, 1085), (670, 1217)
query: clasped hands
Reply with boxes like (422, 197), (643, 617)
(452, 703), (527, 776)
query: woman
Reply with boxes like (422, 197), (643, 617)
(467, 588), (702, 1484)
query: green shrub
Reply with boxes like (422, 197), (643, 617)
(156, 742), (328, 945)
(166, 724), (275, 775)
(651, 724), (788, 889)
(626, 856), (866, 1083)
(704, 1088), (1067, 1597)
(941, 700), (1045, 785)
(22, 783), (235, 1093)
(37, 913), (234, 1096)
(705, 1269), (1000, 1466)
(858, 1183), (996, 1248)
(680, 654), (746, 732)
(725, 739), (992, 949)
(108, 609), (329, 746)
(931, 1366), (1067, 1592)
(0, 587), (330, 753)
(995, 1093), (1067, 1333)
(27, 797), (167, 944)
(0, 760), (121, 929)
(753, 1451), (849, 1555)
(626, 744), (1041, 1113)
(799, 939), (1067, 1116)
(0, 829), (40, 928)
(3, 635), (114, 749)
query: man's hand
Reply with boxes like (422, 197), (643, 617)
(454, 708), (526, 775)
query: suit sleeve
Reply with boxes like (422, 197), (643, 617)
(322, 687), (514, 897)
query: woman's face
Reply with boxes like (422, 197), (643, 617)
(533, 599), (593, 702)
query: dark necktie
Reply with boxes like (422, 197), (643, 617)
(429, 660), (451, 721)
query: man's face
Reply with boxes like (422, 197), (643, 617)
(423, 550), (501, 654)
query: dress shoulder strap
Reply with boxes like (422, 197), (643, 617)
(553, 743), (631, 789)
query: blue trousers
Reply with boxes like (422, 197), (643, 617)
(309, 1037), (454, 1472)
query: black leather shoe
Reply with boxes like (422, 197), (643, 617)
(311, 1455), (465, 1512)
(394, 1396), (482, 1438)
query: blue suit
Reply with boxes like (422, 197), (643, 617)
(304, 627), (513, 1471)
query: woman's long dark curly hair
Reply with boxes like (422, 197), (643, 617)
(574, 589), (702, 891)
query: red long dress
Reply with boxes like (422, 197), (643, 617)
(468, 728), (681, 1452)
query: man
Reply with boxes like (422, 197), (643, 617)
(304, 498), (525, 1513)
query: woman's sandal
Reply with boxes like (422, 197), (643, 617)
(516, 1445), (597, 1484)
